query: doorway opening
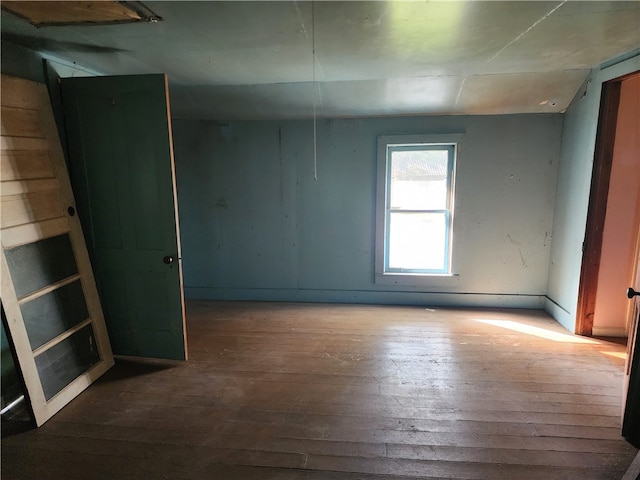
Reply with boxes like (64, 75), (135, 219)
(576, 71), (640, 339)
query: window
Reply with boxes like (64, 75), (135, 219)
(375, 134), (460, 282)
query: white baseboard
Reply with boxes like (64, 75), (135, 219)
(544, 297), (575, 333)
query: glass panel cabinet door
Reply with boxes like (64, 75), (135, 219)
(0, 74), (114, 427)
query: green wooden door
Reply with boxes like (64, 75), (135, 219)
(61, 74), (186, 360)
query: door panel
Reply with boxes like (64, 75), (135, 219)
(0, 74), (114, 426)
(21, 279), (89, 350)
(61, 74), (187, 360)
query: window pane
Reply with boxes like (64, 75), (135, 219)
(21, 280), (89, 351)
(35, 324), (100, 401)
(5, 234), (78, 298)
(388, 212), (447, 271)
(389, 149), (448, 210)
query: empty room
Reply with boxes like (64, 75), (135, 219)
(1, 1), (640, 479)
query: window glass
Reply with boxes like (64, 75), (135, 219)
(21, 280), (89, 351)
(389, 149), (449, 211)
(388, 212), (448, 271)
(5, 234), (78, 298)
(35, 324), (100, 401)
(376, 135), (459, 280)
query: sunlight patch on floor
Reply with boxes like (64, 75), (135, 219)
(474, 319), (600, 344)
(600, 350), (627, 360)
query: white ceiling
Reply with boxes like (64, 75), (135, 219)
(2, 1), (639, 119)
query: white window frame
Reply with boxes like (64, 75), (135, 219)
(375, 134), (462, 285)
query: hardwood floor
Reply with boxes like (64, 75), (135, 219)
(2, 301), (638, 479)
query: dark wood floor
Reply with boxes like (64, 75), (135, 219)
(2, 301), (638, 479)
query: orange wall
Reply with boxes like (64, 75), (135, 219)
(593, 74), (640, 335)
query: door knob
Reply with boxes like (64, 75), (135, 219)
(627, 288), (640, 299)
(163, 255), (174, 265)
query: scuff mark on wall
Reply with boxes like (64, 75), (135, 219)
(507, 234), (527, 267)
(506, 234), (520, 245)
(518, 248), (527, 268)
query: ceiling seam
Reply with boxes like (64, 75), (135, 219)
(484, 1), (568, 66)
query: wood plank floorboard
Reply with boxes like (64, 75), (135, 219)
(2, 301), (637, 479)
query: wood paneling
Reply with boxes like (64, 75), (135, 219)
(0, 106), (43, 138)
(1, 217), (70, 249)
(2, 179), (59, 197)
(1, 301), (636, 479)
(0, 76), (42, 109)
(1, 191), (64, 229)
(0, 136), (49, 151)
(1, 1), (141, 25)
(1, 151), (56, 181)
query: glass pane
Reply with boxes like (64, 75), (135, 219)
(35, 324), (100, 401)
(21, 280), (89, 351)
(5, 234), (78, 298)
(389, 149), (449, 210)
(388, 212), (447, 271)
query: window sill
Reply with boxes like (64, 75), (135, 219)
(375, 272), (459, 287)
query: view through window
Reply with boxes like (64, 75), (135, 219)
(376, 135), (458, 280)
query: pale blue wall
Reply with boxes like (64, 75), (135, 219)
(545, 55), (640, 332)
(173, 114), (562, 308)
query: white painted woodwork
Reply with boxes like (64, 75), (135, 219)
(0, 74), (114, 427)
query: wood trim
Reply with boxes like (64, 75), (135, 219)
(612, 70), (640, 84)
(575, 81), (622, 336)
(164, 74), (188, 360)
(31, 318), (93, 358)
(623, 303), (640, 446)
(17, 273), (82, 304)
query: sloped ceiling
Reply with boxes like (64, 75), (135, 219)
(2, 1), (639, 119)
